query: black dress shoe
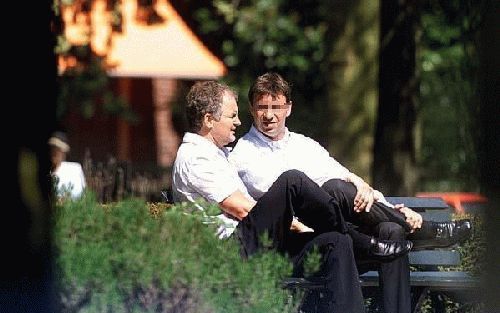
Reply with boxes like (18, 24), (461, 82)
(412, 219), (472, 250)
(368, 237), (413, 261)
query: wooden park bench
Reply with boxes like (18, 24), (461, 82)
(284, 197), (479, 313)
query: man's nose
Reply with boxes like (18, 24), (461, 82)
(262, 110), (273, 119)
(234, 116), (241, 126)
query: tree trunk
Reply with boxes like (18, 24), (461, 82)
(326, 0), (379, 182)
(478, 0), (500, 310)
(373, 0), (418, 195)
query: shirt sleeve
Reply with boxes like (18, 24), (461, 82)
(305, 137), (352, 181)
(185, 155), (240, 203)
(324, 153), (352, 180)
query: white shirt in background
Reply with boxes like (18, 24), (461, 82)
(53, 161), (86, 199)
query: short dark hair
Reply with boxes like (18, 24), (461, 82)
(186, 81), (237, 133)
(248, 72), (292, 106)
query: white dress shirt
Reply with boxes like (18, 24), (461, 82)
(229, 126), (395, 208)
(229, 126), (353, 200)
(172, 132), (254, 239)
(53, 161), (86, 199)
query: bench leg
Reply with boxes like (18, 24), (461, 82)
(430, 292), (447, 313)
(411, 287), (429, 313)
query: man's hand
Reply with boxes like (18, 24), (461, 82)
(395, 204), (423, 232)
(348, 173), (375, 213)
(350, 177), (375, 213)
(290, 218), (314, 233)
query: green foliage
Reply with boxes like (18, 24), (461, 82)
(416, 212), (486, 313)
(53, 1), (135, 123)
(302, 245), (321, 278)
(56, 53), (137, 123)
(54, 195), (299, 312)
(193, 0), (331, 141)
(418, 0), (485, 191)
(454, 213), (486, 276)
(445, 213), (485, 312)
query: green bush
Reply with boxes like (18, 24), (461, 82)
(53, 194), (299, 312)
(417, 213), (486, 313)
(455, 213), (486, 275)
(53, 194), (486, 312)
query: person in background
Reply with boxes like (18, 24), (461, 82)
(48, 131), (86, 199)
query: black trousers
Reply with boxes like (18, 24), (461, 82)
(322, 179), (411, 313)
(236, 170), (365, 313)
(321, 179), (410, 233)
(291, 232), (365, 313)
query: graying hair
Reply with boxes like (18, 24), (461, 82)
(186, 81), (237, 132)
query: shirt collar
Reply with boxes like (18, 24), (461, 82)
(249, 125), (290, 149)
(182, 132), (230, 156)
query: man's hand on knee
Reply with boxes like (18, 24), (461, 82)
(395, 204), (423, 232)
(353, 182), (375, 213)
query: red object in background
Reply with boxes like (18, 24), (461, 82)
(416, 192), (488, 214)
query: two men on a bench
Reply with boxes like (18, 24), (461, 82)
(172, 80), (471, 313)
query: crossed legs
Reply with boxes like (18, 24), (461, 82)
(322, 179), (412, 313)
(235, 170), (365, 313)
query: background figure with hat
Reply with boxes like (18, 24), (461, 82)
(48, 131), (86, 199)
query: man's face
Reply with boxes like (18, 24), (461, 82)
(50, 146), (65, 170)
(251, 93), (291, 141)
(210, 92), (241, 147)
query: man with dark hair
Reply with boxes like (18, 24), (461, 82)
(229, 72), (472, 313)
(172, 80), (412, 312)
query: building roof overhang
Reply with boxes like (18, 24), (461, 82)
(60, 0), (226, 79)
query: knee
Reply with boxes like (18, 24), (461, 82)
(278, 169), (308, 184)
(336, 233), (353, 249)
(316, 232), (353, 249)
(322, 179), (348, 190)
(321, 179), (356, 198)
(281, 169), (306, 179)
(331, 233), (354, 258)
(377, 222), (405, 240)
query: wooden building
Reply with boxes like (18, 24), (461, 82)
(59, 0), (226, 168)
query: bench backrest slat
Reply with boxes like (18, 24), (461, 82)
(386, 197), (449, 211)
(409, 250), (460, 266)
(420, 209), (453, 222)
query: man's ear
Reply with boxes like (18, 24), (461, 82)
(203, 113), (214, 129)
(250, 103), (257, 120)
(286, 101), (292, 117)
